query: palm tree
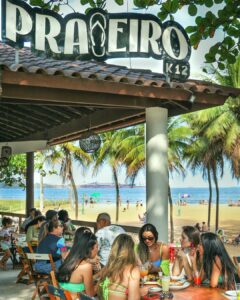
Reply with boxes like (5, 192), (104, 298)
(93, 130), (130, 222)
(118, 120), (191, 242)
(49, 143), (91, 219)
(184, 57), (240, 231)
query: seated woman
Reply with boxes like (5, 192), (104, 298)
(97, 233), (148, 300)
(57, 227), (98, 299)
(136, 223), (169, 275)
(58, 210), (76, 239)
(25, 215), (46, 251)
(0, 217), (15, 269)
(192, 232), (236, 289)
(172, 226), (200, 280)
(35, 220), (68, 274)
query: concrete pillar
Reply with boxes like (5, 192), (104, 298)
(26, 152), (34, 215)
(146, 107), (168, 242)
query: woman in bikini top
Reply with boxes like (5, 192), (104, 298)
(97, 234), (148, 300)
(136, 223), (170, 275)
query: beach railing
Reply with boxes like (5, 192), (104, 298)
(0, 211), (140, 235)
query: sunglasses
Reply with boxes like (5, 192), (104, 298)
(142, 236), (154, 241)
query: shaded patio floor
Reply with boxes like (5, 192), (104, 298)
(0, 265), (35, 300)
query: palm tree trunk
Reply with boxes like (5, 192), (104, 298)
(168, 185), (174, 243)
(207, 166), (212, 229)
(112, 165), (120, 223)
(39, 173), (44, 212)
(69, 172), (78, 220)
(212, 167), (220, 231)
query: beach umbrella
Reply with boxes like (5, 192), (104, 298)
(181, 193), (190, 198)
(90, 192), (101, 202)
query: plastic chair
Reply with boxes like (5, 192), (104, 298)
(44, 284), (73, 300)
(26, 253), (56, 300)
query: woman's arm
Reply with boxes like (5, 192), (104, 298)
(128, 266), (141, 300)
(83, 263), (96, 297)
(161, 244), (170, 260)
(210, 256), (222, 288)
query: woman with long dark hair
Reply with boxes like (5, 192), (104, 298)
(97, 233), (147, 300)
(57, 227), (97, 299)
(194, 232), (236, 289)
(172, 226), (200, 280)
(137, 223), (169, 275)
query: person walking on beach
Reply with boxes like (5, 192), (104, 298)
(126, 200), (130, 209)
(201, 222), (208, 232)
(95, 213), (125, 266)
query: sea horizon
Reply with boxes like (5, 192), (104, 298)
(0, 186), (240, 205)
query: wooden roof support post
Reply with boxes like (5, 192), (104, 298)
(26, 152), (34, 215)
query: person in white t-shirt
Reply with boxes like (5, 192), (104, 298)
(95, 212), (125, 266)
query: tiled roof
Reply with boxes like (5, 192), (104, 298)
(0, 42), (239, 98)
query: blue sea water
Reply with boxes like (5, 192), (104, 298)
(0, 186), (240, 204)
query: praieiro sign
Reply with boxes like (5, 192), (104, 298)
(1, 0), (191, 80)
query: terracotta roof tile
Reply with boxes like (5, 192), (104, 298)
(0, 42), (240, 98)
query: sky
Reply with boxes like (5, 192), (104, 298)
(1, 1), (239, 188)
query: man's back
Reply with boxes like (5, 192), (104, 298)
(96, 224), (125, 266)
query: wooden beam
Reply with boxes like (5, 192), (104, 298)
(17, 108), (144, 142)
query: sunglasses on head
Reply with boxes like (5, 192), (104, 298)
(142, 236), (154, 241)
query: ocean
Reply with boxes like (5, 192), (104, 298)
(0, 186), (239, 205)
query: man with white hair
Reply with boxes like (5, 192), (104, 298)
(95, 212), (125, 266)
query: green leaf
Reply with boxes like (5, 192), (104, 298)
(171, 0), (179, 13)
(186, 26), (197, 33)
(218, 62), (225, 70)
(80, 0), (89, 5)
(157, 11), (168, 21)
(205, 0), (213, 7)
(227, 54), (236, 64)
(30, 0), (44, 6)
(188, 4), (198, 16)
(214, 0), (223, 3)
(195, 16), (203, 25)
(115, 0), (124, 5)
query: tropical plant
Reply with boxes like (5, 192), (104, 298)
(79, 0), (240, 70)
(118, 120), (191, 242)
(93, 129), (130, 222)
(0, 154), (26, 188)
(48, 143), (92, 219)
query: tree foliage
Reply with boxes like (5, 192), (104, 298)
(79, 0), (240, 70)
(0, 154), (26, 188)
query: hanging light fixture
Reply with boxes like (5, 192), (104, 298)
(79, 115), (101, 153)
(79, 130), (101, 153)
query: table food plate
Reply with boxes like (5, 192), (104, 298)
(169, 281), (190, 290)
(144, 281), (161, 286)
(225, 290), (237, 297)
(148, 287), (162, 293)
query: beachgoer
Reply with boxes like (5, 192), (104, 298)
(97, 233), (148, 300)
(95, 212), (125, 266)
(138, 212), (146, 224)
(35, 220), (68, 274)
(126, 200), (130, 209)
(0, 217), (15, 269)
(191, 232), (237, 289)
(195, 223), (201, 231)
(172, 226), (200, 280)
(90, 197), (94, 208)
(136, 223), (170, 275)
(201, 222), (208, 232)
(57, 227), (98, 299)
(136, 201), (139, 210)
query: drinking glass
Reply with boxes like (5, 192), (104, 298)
(236, 283), (240, 300)
(140, 264), (149, 287)
(193, 271), (201, 287)
(162, 276), (170, 292)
